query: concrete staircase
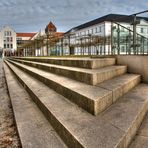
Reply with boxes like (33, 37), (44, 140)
(4, 57), (148, 148)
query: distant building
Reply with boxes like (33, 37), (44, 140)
(0, 25), (36, 57)
(0, 26), (17, 56)
(17, 33), (36, 48)
(26, 22), (64, 56)
(64, 14), (148, 55)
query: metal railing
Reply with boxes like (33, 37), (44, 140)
(4, 10), (148, 57)
(111, 10), (148, 55)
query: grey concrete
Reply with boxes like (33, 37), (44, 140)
(129, 136), (148, 148)
(101, 84), (148, 147)
(8, 58), (126, 85)
(117, 55), (148, 83)
(0, 60), (20, 147)
(5, 60), (148, 148)
(129, 114), (148, 148)
(98, 74), (141, 102)
(4, 63), (66, 148)
(6, 59), (113, 115)
(12, 57), (116, 69)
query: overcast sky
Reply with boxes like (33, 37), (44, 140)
(0, 0), (147, 33)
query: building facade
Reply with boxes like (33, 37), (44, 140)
(0, 25), (37, 57)
(23, 22), (64, 57)
(0, 26), (17, 56)
(17, 33), (36, 56)
(63, 14), (148, 55)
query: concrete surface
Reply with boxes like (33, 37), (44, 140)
(8, 58), (125, 85)
(4, 63), (67, 148)
(98, 74), (141, 102)
(5, 60), (148, 148)
(129, 114), (148, 148)
(117, 55), (148, 83)
(6, 59), (114, 115)
(0, 60), (20, 147)
(12, 57), (116, 69)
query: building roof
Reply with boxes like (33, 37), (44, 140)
(66, 14), (148, 33)
(17, 33), (36, 37)
(55, 32), (64, 36)
(45, 22), (57, 33)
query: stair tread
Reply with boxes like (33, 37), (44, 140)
(14, 57), (114, 61)
(5, 60), (148, 148)
(129, 113), (148, 148)
(98, 74), (141, 102)
(7, 59), (112, 101)
(13, 57), (116, 69)
(6, 59), (139, 115)
(10, 58), (124, 74)
(98, 74), (140, 89)
(4, 63), (66, 148)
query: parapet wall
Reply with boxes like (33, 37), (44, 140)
(117, 55), (148, 83)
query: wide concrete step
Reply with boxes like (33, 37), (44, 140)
(6, 59), (139, 115)
(4, 63), (66, 148)
(5, 59), (148, 148)
(129, 113), (148, 148)
(6, 59), (112, 115)
(98, 74), (141, 102)
(8, 58), (127, 85)
(12, 57), (116, 69)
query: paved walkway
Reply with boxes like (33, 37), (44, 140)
(130, 113), (148, 148)
(0, 60), (20, 147)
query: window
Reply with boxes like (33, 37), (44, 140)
(17, 37), (22, 40)
(121, 27), (125, 32)
(84, 31), (86, 35)
(11, 44), (13, 48)
(7, 44), (9, 48)
(4, 31), (7, 36)
(98, 26), (102, 32)
(141, 28), (144, 33)
(7, 31), (9, 36)
(95, 27), (97, 33)
(4, 44), (6, 48)
(10, 37), (13, 42)
(121, 46), (125, 52)
(3, 37), (6, 42)
(7, 37), (9, 42)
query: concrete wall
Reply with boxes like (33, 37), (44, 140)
(117, 55), (148, 83)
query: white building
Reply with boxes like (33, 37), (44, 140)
(0, 26), (17, 56)
(64, 14), (148, 55)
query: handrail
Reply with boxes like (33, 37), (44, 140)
(112, 22), (148, 40)
(110, 10), (148, 22)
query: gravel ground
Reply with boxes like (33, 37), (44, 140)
(0, 59), (21, 148)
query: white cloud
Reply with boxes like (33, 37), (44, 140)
(0, 0), (147, 32)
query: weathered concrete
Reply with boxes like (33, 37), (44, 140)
(6, 59), (113, 115)
(4, 63), (67, 148)
(117, 55), (148, 83)
(0, 60), (20, 147)
(101, 84), (148, 147)
(8, 58), (126, 85)
(12, 57), (116, 69)
(98, 74), (141, 102)
(5, 59), (148, 148)
(129, 114), (148, 148)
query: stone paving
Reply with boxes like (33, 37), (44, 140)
(130, 113), (148, 148)
(0, 59), (20, 148)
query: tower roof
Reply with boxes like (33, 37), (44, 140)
(45, 21), (57, 33)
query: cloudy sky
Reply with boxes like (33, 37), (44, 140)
(0, 0), (147, 33)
